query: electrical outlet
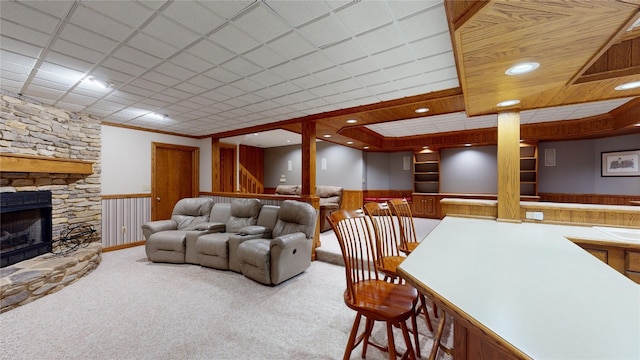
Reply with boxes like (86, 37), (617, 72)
(121, 226), (127, 234)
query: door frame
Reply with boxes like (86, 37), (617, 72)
(151, 142), (199, 220)
(219, 143), (237, 192)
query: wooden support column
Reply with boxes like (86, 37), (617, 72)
(211, 137), (221, 192)
(497, 110), (521, 222)
(301, 120), (321, 258)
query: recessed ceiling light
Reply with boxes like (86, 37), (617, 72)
(346, 119), (357, 124)
(635, 123), (640, 127)
(363, 146), (369, 149)
(464, 144), (472, 147)
(323, 134), (331, 138)
(615, 81), (640, 91)
(346, 141), (354, 145)
(497, 99), (520, 107)
(505, 62), (540, 75)
(415, 108), (429, 113)
(422, 146), (429, 149)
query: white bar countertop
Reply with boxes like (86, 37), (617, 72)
(398, 216), (640, 359)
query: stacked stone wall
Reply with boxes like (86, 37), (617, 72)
(0, 91), (102, 243)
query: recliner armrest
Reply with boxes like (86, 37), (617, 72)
(237, 225), (269, 236)
(191, 222), (226, 232)
(271, 232), (307, 248)
(142, 220), (177, 241)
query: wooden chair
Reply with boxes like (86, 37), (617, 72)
(388, 198), (420, 255)
(364, 202), (434, 338)
(328, 209), (419, 360)
(387, 198), (449, 360)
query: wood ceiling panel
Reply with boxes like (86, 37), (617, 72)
(452, 0), (639, 116)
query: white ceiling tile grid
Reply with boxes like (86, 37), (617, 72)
(0, 0), (632, 146)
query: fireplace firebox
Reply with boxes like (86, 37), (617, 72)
(1, 191), (53, 268)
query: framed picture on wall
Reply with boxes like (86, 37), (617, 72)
(601, 149), (640, 177)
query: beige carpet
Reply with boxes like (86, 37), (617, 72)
(0, 221), (451, 360)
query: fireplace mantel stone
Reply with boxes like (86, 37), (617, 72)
(0, 153), (94, 174)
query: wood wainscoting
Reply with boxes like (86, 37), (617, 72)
(539, 193), (640, 206)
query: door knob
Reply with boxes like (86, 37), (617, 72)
(156, 197), (161, 201)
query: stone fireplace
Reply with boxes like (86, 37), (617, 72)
(0, 91), (103, 312)
(0, 191), (53, 268)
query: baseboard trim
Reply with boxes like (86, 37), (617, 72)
(103, 240), (145, 252)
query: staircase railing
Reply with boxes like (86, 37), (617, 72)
(239, 165), (264, 194)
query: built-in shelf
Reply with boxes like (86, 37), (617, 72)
(414, 151), (439, 193)
(0, 153), (93, 174)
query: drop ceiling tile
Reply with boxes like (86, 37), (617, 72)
(126, 32), (179, 60)
(187, 75), (223, 90)
(198, 0), (256, 21)
(1, 21), (51, 47)
(167, 102), (196, 113)
(43, 51), (94, 73)
(24, 83), (65, 100)
(263, 0), (330, 27)
(397, 5), (448, 43)
(150, 92), (180, 104)
(266, 32), (314, 60)
(269, 81), (303, 96)
(290, 74), (324, 90)
(324, 77), (360, 93)
(334, 1), (392, 35)
(119, 84), (155, 98)
(1, 50), (38, 68)
(215, 84), (247, 98)
(154, 62), (196, 82)
(161, 1), (224, 35)
(292, 51), (334, 74)
(230, 78), (263, 93)
(18, 1), (75, 19)
(204, 67), (242, 83)
(174, 82), (207, 95)
(297, 14), (350, 48)
(30, 77), (71, 92)
(383, 61), (421, 82)
(0, 1), (60, 34)
(314, 65), (350, 83)
(356, 70), (389, 87)
(236, 92), (266, 105)
(129, 77), (167, 92)
(187, 39), (235, 66)
(340, 56), (380, 77)
(171, 52), (214, 73)
(86, 99), (127, 113)
(248, 70), (285, 87)
(142, 15), (200, 49)
(113, 46), (162, 69)
(188, 96), (215, 107)
(220, 57), (262, 77)
(431, 78), (459, 91)
(37, 63), (85, 84)
(0, 36), (42, 58)
(365, 82), (400, 96)
(233, 4), (290, 43)
(424, 66), (458, 83)
(357, 24), (405, 55)
(208, 23), (260, 54)
(59, 23), (118, 54)
(411, 33), (453, 59)
(0, 69), (27, 83)
(375, 90), (402, 102)
(70, 5), (133, 42)
(269, 61), (307, 81)
(138, 97), (170, 109)
(102, 57), (147, 77)
(51, 39), (105, 65)
(92, 67), (133, 84)
(55, 101), (86, 112)
(385, 0), (441, 19)
(322, 38), (368, 65)
(243, 46), (287, 69)
(371, 45), (413, 69)
(201, 89), (231, 102)
(105, 92), (142, 105)
(81, 1), (153, 28)
(141, 71), (181, 87)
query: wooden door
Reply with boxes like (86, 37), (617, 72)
(151, 142), (199, 220)
(220, 146), (236, 192)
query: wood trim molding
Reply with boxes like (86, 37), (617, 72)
(101, 193), (150, 200)
(0, 153), (93, 174)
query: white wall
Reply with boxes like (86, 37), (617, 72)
(101, 125), (211, 195)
